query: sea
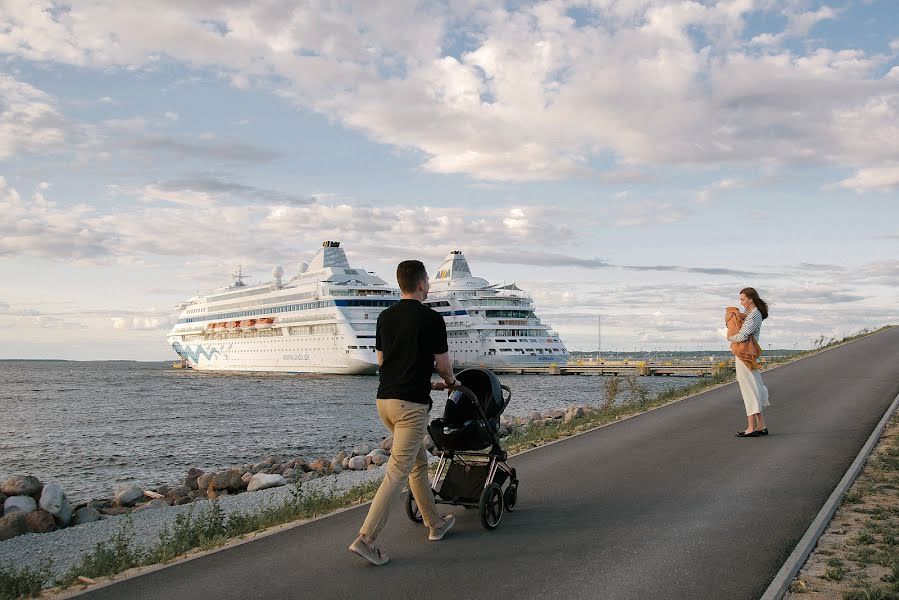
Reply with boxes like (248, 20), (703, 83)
(0, 360), (697, 503)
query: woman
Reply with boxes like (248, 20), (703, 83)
(729, 287), (770, 437)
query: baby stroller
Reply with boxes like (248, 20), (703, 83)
(405, 368), (519, 530)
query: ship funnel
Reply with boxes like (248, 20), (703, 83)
(297, 262), (308, 274)
(272, 265), (284, 288)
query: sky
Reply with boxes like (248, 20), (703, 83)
(0, 0), (897, 360)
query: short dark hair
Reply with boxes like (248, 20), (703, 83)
(396, 260), (427, 293)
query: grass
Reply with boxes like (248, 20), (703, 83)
(1, 325), (893, 599)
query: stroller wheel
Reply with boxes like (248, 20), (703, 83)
(503, 483), (518, 512)
(479, 483), (504, 530)
(405, 490), (424, 523)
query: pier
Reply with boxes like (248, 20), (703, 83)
(488, 359), (736, 377)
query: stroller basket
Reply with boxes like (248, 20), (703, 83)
(437, 461), (509, 503)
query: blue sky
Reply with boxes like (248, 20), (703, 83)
(0, 0), (897, 360)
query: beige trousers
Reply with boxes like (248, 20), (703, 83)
(359, 399), (440, 540)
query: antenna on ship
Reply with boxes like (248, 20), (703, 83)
(232, 265), (250, 288)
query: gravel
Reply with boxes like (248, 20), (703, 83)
(0, 465), (394, 582)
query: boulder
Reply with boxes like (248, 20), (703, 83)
(546, 409), (565, 420)
(247, 473), (288, 493)
(197, 472), (214, 491)
(39, 483), (72, 526)
(309, 459), (328, 472)
(184, 468), (204, 490)
(188, 490), (206, 502)
(564, 406), (586, 422)
(370, 453), (388, 466)
(164, 486), (192, 505)
(100, 506), (130, 516)
(262, 455), (281, 466)
(341, 456), (350, 469)
(114, 484), (145, 507)
(4, 495), (37, 514)
(380, 435), (394, 452)
(1, 475), (43, 498)
(241, 472), (253, 485)
(270, 463), (285, 475)
(133, 499), (170, 512)
(212, 469), (246, 492)
(352, 444), (371, 457)
(497, 425), (512, 438)
(25, 510), (57, 533)
(71, 507), (102, 526)
(282, 468), (297, 480)
(0, 512), (28, 541)
(329, 458), (343, 474)
(87, 498), (113, 512)
(348, 456), (367, 470)
(529, 411), (542, 422)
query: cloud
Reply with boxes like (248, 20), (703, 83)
(836, 164), (899, 192)
(125, 135), (283, 164)
(0, 74), (69, 159)
(112, 316), (174, 331)
(139, 177), (312, 206)
(0, 2), (896, 182)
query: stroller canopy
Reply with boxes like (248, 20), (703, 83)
(442, 368), (508, 426)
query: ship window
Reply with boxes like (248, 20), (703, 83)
(495, 339), (506, 342)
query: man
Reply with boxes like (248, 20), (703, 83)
(349, 259), (458, 565)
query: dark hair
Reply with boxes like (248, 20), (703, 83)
(396, 260), (427, 293)
(740, 287), (769, 319)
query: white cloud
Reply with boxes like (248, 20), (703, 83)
(0, 73), (69, 159)
(0, 2), (895, 182)
(836, 163), (899, 192)
(112, 316), (173, 331)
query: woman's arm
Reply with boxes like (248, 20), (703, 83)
(728, 310), (760, 342)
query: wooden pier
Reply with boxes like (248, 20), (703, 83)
(488, 359), (736, 377)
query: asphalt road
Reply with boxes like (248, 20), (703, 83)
(78, 327), (899, 600)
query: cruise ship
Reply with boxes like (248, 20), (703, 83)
(425, 250), (569, 368)
(166, 242), (399, 374)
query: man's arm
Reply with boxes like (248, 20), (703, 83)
(433, 352), (457, 389)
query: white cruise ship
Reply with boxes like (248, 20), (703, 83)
(425, 250), (570, 368)
(166, 241), (399, 374)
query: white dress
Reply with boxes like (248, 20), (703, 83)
(729, 308), (770, 416)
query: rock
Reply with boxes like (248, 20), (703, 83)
(133, 499), (170, 512)
(352, 444), (371, 457)
(270, 463), (285, 475)
(247, 473), (288, 492)
(39, 483), (72, 526)
(0, 492), (6, 509)
(380, 435), (394, 451)
(100, 506), (130, 516)
(114, 484), (145, 507)
(1, 475), (43, 498)
(184, 467), (205, 490)
(365, 455), (373, 466)
(348, 456), (367, 470)
(282, 468), (297, 480)
(197, 473), (214, 491)
(241, 472), (253, 485)
(341, 456), (350, 469)
(164, 486), (192, 504)
(513, 416), (528, 427)
(72, 507), (102, 526)
(188, 490), (206, 502)
(25, 510), (57, 533)
(546, 409), (565, 419)
(370, 453), (388, 466)
(0, 512), (28, 541)
(262, 455), (281, 466)
(4, 495), (37, 514)
(498, 425), (512, 438)
(329, 459), (343, 473)
(212, 469), (245, 492)
(309, 459), (328, 472)
(422, 434), (436, 454)
(529, 411), (542, 422)
(564, 406), (585, 422)
(87, 498), (112, 512)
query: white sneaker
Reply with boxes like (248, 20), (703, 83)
(349, 537), (389, 565)
(429, 514), (456, 541)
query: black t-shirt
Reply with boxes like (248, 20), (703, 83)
(376, 299), (448, 404)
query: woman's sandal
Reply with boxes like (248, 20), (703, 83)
(736, 430), (760, 437)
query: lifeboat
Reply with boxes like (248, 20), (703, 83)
(240, 319), (256, 328)
(255, 317), (274, 328)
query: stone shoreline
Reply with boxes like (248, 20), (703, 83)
(0, 405), (598, 576)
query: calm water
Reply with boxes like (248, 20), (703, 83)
(0, 361), (695, 502)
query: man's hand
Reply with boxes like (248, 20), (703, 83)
(431, 378), (459, 391)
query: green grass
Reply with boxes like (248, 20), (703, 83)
(0, 562), (52, 600)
